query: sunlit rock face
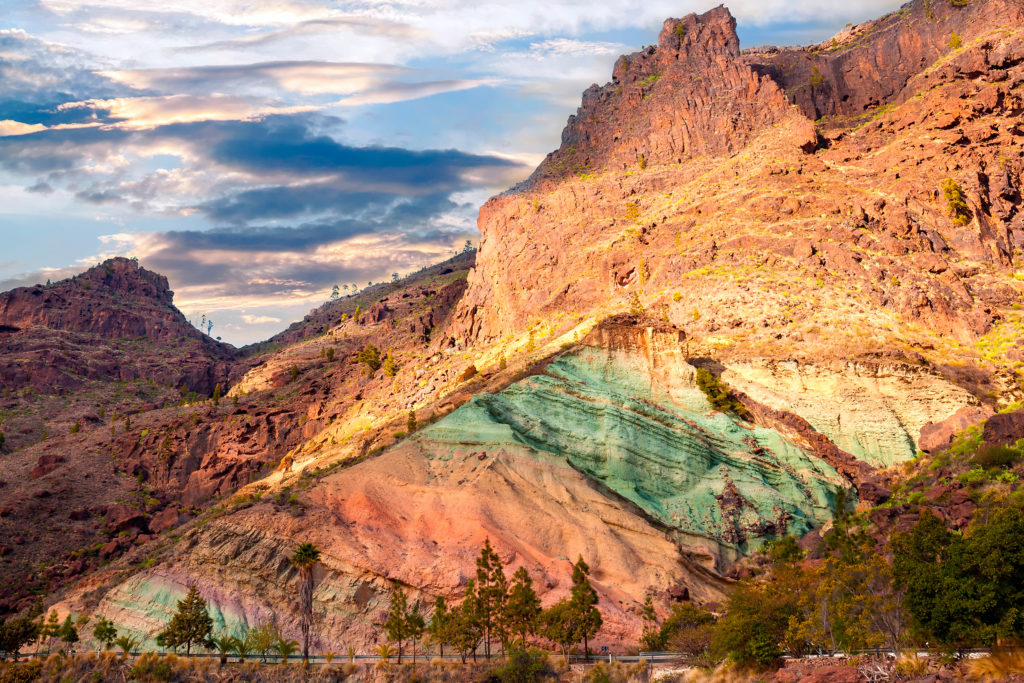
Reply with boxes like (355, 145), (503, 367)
(419, 332), (847, 566)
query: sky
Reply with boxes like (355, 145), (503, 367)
(0, 0), (904, 346)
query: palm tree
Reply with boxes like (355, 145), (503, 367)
(374, 642), (395, 668)
(275, 637), (300, 664)
(209, 634), (234, 665)
(290, 543), (321, 665)
(113, 635), (139, 659)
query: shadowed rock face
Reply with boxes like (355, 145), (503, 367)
(745, 0), (1024, 123)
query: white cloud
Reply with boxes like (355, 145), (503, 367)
(0, 120), (47, 137)
(57, 94), (317, 129)
(241, 314), (281, 324)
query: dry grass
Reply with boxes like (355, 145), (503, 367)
(894, 652), (928, 677)
(967, 650), (1024, 681)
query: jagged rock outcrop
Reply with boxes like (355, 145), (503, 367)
(450, 0), (1024, 414)
(538, 7), (813, 184)
(745, 0), (1024, 123)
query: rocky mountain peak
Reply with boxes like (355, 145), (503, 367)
(528, 5), (810, 188)
(0, 257), (192, 341)
(77, 257), (174, 305)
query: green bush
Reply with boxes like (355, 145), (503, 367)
(490, 648), (551, 683)
(0, 660), (42, 683)
(355, 344), (381, 373)
(941, 178), (971, 226)
(973, 445), (1022, 469)
(695, 368), (750, 419)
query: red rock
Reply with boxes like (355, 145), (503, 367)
(924, 485), (950, 503)
(104, 504), (149, 533)
(29, 454), (66, 479)
(99, 540), (119, 559)
(68, 508), (91, 521)
(149, 507), (181, 534)
(919, 406), (993, 453)
(798, 666), (866, 683)
(982, 410), (1024, 448)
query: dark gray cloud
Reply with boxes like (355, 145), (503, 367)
(0, 30), (131, 124)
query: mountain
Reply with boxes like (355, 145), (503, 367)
(6, 0), (1024, 657)
(0, 257), (234, 451)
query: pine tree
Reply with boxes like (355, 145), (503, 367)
(569, 556), (602, 661)
(58, 615), (79, 653)
(40, 610), (60, 653)
(212, 383), (221, 407)
(452, 580), (483, 663)
(92, 617), (117, 650)
(475, 539), (508, 657)
(407, 601), (425, 664)
(502, 567), (541, 646)
(290, 543), (321, 664)
(429, 596), (452, 657)
(158, 585), (213, 655)
(383, 350), (397, 377)
(385, 588), (411, 663)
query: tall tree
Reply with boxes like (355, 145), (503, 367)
(569, 556), (602, 661)
(475, 539), (508, 658)
(0, 616), (39, 660)
(58, 615), (79, 654)
(384, 588), (411, 663)
(290, 543), (321, 665)
(407, 601), (425, 664)
(502, 567), (541, 646)
(428, 596), (452, 657)
(451, 580), (483, 663)
(157, 585), (213, 655)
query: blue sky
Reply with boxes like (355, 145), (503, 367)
(0, 0), (903, 345)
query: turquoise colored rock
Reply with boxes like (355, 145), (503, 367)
(418, 346), (849, 557)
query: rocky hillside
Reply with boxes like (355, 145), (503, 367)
(16, 0), (1024, 659)
(0, 254), (475, 615)
(451, 0), (1024, 401)
(0, 257), (234, 451)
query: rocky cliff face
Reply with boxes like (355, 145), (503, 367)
(450, 0), (1024, 413)
(53, 315), (974, 647)
(746, 0), (1024, 124)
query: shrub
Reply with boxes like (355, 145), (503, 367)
(624, 202), (641, 222)
(356, 344), (382, 374)
(810, 64), (825, 88)
(491, 648), (551, 682)
(0, 659), (42, 683)
(949, 31), (962, 49)
(629, 292), (645, 318)
(695, 368), (750, 419)
(973, 444), (1021, 469)
(894, 652), (928, 677)
(941, 178), (971, 226)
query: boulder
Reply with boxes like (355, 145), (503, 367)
(104, 504), (149, 533)
(149, 507), (181, 534)
(29, 454), (66, 480)
(982, 409), (1024, 448)
(919, 406), (992, 453)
